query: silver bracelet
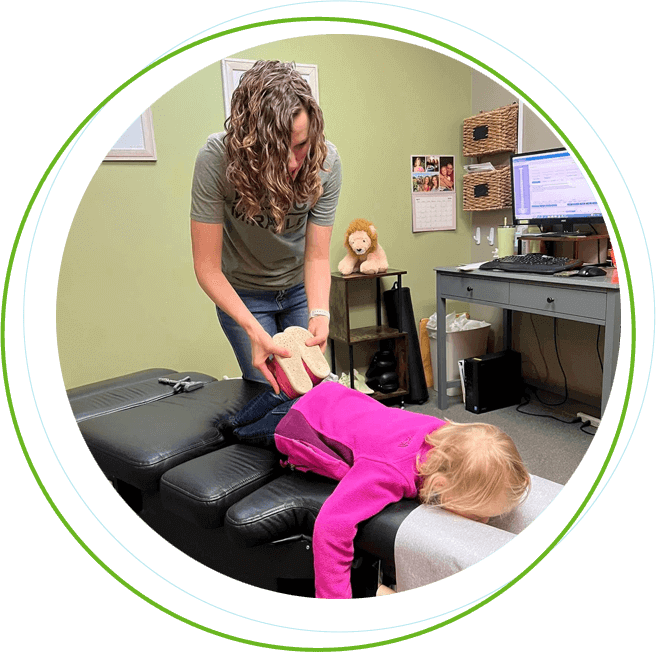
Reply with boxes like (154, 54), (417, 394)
(309, 309), (330, 321)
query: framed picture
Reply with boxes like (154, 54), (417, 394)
(104, 108), (157, 161)
(221, 58), (320, 117)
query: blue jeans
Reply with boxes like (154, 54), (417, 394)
(227, 389), (298, 448)
(216, 283), (309, 384)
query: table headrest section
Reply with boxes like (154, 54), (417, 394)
(491, 474), (563, 534)
(394, 474), (564, 591)
(395, 507), (516, 591)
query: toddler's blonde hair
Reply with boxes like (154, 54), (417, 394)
(417, 421), (530, 515)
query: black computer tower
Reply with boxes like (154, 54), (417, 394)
(463, 350), (523, 414)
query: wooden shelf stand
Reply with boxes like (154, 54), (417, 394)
(329, 269), (409, 402)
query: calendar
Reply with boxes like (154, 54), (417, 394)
(410, 154), (456, 232)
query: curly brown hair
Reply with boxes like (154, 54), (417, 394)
(223, 60), (328, 233)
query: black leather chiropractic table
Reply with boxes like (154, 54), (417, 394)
(69, 368), (563, 597)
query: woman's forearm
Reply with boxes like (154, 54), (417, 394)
(304, 223), (333, 350)
(304, 222), (332, 311)
(194, 265), (289, 390)
(190, 221), (261, 336)
(190, 219), (288, 390)
(194, 266), (263, 338)
(304, 255), (331, 313)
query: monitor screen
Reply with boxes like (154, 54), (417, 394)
(511, 148), (603, 230)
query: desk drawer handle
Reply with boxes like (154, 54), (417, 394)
(547, 297), (555, 303)
(467, 286), (474, 292)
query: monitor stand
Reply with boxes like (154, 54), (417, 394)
(538, 223), (581, 238)
(538, 232), (581, 238)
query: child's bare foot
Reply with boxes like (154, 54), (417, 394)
(376, 584), (396, 596)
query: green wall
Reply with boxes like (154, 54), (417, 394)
(57, 34), (473, 389)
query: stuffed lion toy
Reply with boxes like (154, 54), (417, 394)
(338, 218), (389, 275)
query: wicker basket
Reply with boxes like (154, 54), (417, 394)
(463, 104), (519, 157)
(463, 166), (511, 211)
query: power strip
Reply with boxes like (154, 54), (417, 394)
(577, 412), (601, 429)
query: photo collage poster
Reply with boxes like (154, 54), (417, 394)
(411, 155), (457, 232)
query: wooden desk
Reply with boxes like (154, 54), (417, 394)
(434, 266), (621, 415)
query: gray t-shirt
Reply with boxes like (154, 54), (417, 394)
(190, 132), (342, 290)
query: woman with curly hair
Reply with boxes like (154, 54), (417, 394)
(190, 60), (342, 392)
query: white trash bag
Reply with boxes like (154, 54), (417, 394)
(427, 312), (491, 396)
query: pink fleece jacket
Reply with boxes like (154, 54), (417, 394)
(274, 382), (445, 599)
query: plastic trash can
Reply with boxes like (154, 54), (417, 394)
(427, 315), (490, 397)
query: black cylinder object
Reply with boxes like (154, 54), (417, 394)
(383, 283), (429, 404)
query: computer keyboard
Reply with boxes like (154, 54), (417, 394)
(479, 253), (582, 274)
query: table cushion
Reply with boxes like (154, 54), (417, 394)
(225, 473), (337, 547)
(225, 471), (419, 562)
(160, 444), (280, 529)
(71, 370), (266, 490)
(68, 368), (186, 422)
(394, 474), (564, 591)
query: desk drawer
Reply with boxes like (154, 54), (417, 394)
(440, 275), (509, 304)
(510, 284), (606, 320)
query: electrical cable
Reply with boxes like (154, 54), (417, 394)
(517, 320), (603, 432)
(596, 325), (604, 372)
(580, 422), (597, 436)
(515, 387), (580, 424)
(516, 234), (605, 430)
(532, 318), (569, 407)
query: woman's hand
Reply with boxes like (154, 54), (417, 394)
(250, 329), (291, 394)
(305, 315), (330, 353)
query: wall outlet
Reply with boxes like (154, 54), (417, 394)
(577, 412), (601, 428)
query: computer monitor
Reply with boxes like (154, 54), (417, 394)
(510, 148), (604, 234)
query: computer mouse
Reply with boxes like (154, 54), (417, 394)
(578, 266), (607, 277)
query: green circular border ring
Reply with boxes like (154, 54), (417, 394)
(1, 16), (634, 651)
